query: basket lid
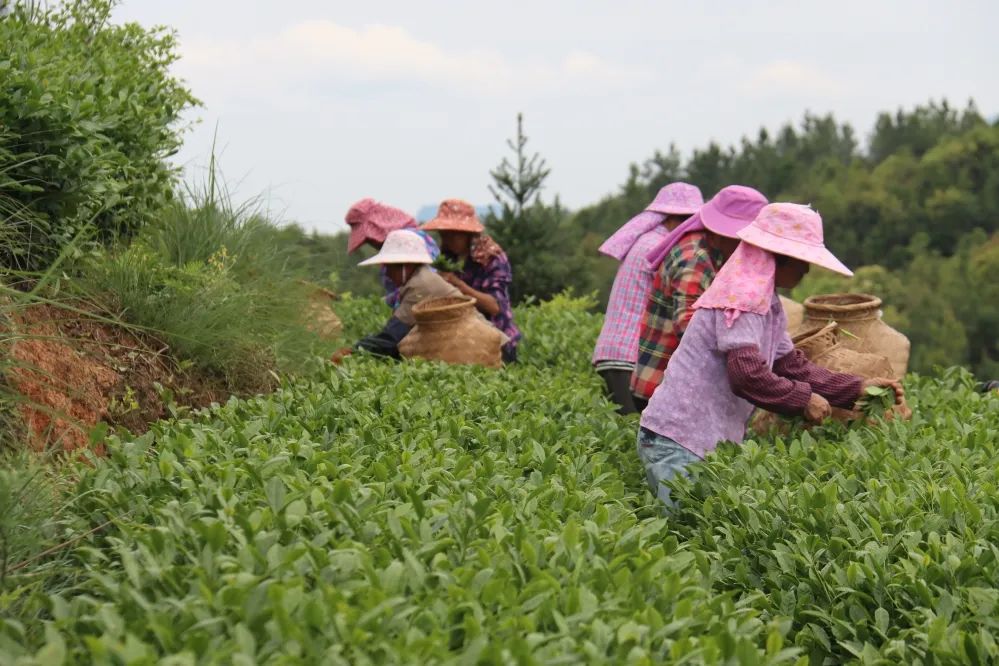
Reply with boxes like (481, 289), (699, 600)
(792, 321), (840, 359)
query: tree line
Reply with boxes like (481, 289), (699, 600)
(289, 100), (997, 377)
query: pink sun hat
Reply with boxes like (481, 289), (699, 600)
(599, 182), (704, 260)
(345, 198), (417, 254)
(645, 184), (767, 268)
(645, 182), (704, 216)
(357, 229), (433, 266)
(699, 185), (768, 238)
(738, 203), (853, 276)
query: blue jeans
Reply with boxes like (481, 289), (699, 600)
(637, 428), (701, 508)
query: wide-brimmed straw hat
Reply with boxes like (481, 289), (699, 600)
(344, 198), (416, 253)
(698, 185), (768, 238)
(421, 198), (484, 234)
(738, 203), (853, 276)
(357, 229), (433, 266)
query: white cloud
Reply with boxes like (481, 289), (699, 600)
(743, 60), (846, 98)
(178, 20), (649, 101)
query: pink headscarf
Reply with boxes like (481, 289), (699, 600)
(345, 198), (417, 253)
(692, 241), (775, 328)
(644, 213), (706, 268)
(598, 210), (668, 261)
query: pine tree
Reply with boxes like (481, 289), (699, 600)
(486, 114), (569, 304)
(488, 113), (551, 219)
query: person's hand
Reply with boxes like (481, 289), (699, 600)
(330, 347), (353, 365)
(804, 393), (832, 423)
(862, 377), (904, 405)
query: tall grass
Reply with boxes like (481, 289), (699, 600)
(0, 182), (97, 639)
(70, 181), (336, 392)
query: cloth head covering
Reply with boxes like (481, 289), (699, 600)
(470, 234), (504, 265)
(599, 182), (704, 260)
(737, 202), (853, 276)
(345, 198), (417, 253)
(646, 185), (768, 269)
(421, 199), (485, 233)
(694, 202), (853, 327)
(692, 241), (776, 327)
(357, 229), (433, 266)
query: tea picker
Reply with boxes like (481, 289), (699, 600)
(344, 198), (440, 309)
(421, 199), (522, 364)
(343, 230), (460, 359)
(636, 203), (906, 508)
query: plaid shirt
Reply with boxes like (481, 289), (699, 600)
(631, 232), (723, 401)
(451, 250), (522, 351)
(593, 226), (669, 365)
(381, 230), (440, 309)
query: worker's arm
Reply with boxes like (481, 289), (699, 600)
(355, 317), (412, 359)
(443, 274), (501, 317)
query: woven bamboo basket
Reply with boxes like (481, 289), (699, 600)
(398, 296), (505, 368)
(802, 293), (909, 379)
(301, 282), (341, 340)
(751, 321), (898, 433)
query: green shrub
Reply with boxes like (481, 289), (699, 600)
(0, 0), (198, 268)
(333, 294), (391, 343)
(514, 291), (602, 372)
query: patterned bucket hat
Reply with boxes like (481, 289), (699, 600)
(644, 182), (704, 216)
(738, 203), (853, 276)
(421, 199), (485, 233)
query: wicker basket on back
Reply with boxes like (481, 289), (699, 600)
(792, 322), (895, 378)
(801, 293), (909, 379)
(793, 321), (897, 422)
(750, 321), (896, 434)
(398, 296), (505, 368)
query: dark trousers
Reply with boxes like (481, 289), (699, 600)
(597, 368), (640, 415)
(502, 345), (518, 364)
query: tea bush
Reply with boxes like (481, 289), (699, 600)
(1, 296), (996, 664)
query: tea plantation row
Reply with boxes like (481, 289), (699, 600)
(2, 296), (997, 664)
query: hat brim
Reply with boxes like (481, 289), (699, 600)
(347, 227), (370, 254)
(422, 217), (485, 233)
(738, 226), (853, 276)
(645, 202), (700, 216)
(358, 252), (432, 267)
(700, 202), (754, 238)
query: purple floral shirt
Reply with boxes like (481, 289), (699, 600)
(449, 251), (521, 351)
(640, 293), (792, 458)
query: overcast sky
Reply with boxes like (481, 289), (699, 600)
(114, 1), (998, 235)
